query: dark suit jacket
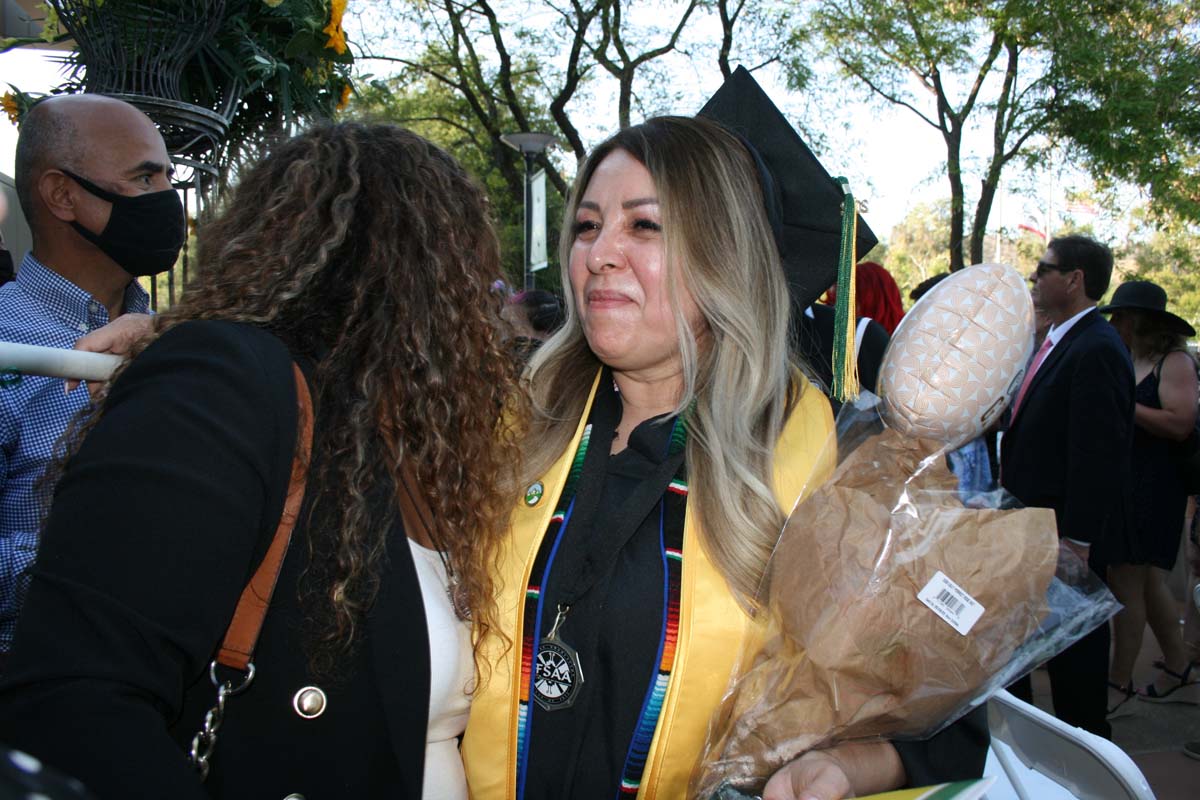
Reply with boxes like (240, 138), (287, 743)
(0, 321), (430, 799)
(1000, 309), (1135, 561)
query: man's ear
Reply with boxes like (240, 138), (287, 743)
(38, 169), (78, 223)
(1067, 267), (1084, 294)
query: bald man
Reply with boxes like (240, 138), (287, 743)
(0, 95), (184, 661)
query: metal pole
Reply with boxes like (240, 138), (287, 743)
(523, 151), (534, 291)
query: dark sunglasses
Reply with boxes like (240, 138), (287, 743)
(1034, 260), (1078, 277)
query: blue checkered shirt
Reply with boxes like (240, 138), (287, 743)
(0, 253), (150, 652)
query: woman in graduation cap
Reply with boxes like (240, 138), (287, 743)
(462, 112), (988, 800)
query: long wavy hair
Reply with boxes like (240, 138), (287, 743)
(64, 123), (525, 675)
(523, 116), (804, 603)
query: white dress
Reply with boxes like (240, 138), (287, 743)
(408, 539), (474, 800)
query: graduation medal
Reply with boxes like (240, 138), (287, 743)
(533, 604), (584, 710)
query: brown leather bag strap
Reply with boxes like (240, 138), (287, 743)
(216, 363), (314, 671)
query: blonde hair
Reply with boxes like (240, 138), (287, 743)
(524, 116), (804, 602)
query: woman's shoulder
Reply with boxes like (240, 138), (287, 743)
(769, 376), (836, 508)
(1162, 348), (1197, 367)
(790, 372), (835, 427)
(116, 320), (298, 417)
(137, 320), (293, 379)
(1159, 348), (1199, 382)
(776, 375), (835, 458)
(154, 319), (289, 357)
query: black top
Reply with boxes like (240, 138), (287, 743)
(522, 382), (989, 797)
(0, 321), (430, 799)
(1129, 358), (1188, 569)
(525, 402), (676, 798)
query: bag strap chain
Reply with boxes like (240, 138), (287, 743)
(189, 663), (257, 780)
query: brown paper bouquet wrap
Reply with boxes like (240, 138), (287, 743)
(692, 429), (1058, 797)
(692, 264), (1119, 798)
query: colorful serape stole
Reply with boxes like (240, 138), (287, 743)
(515, 423), (592, 797)
(617, 419), (688, 797)
(514, 409), (690, 800)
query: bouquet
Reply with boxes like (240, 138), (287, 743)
(693, 263), (1121, 797)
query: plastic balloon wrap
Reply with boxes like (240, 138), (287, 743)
(692, 264), (1121, 798)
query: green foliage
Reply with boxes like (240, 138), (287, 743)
(810, 0), (1200, 271)
(349, 0), (825, 289)
(0, 1), (73, 52)
(346, 70), (565, 289)
(1, 85), (42, 125)
(1048, 3), (1200, 223)
(168, 0), (354, 162)
(1117, 211), (1200, 330)
(879, 200), (953, 300)
(812, 0), (1054, 269)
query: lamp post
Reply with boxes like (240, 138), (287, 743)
(500, 131), (558, 291)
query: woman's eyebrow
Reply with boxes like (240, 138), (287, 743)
(577, 197), (658, 211)
(622, 197), (657, 209)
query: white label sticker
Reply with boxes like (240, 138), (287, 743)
(918, 570), (985, 636)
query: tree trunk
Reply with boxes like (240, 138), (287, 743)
(971, 170), (1002, 266)
(618, 71), (633, 129)
(717, 0), (737, 78)
(944, 131), (966, 271)
(491, 139), (526, 205)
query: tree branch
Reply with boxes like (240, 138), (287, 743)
(839, 57), (940, 129)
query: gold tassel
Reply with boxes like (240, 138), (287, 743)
(831, 178), (860, 402)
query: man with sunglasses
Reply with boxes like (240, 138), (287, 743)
(1001, 233), (1135, 739)
(0, 95), (185, 670)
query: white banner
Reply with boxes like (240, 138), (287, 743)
(530, 169), (548, 271)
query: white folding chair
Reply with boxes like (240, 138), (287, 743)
(984, 689), (1155, 800)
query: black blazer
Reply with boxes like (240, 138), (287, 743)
(0, 321), (430, 799)
(1000, 309), (1135, 561)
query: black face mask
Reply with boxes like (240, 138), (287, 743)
(61, 168), (185, 277)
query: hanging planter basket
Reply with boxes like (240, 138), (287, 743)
(49, 0), (235, 171)
(51, 0), (225, 101)
(33, 1), (355, 183)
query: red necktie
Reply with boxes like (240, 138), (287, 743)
(1010, 336), (1054, 419)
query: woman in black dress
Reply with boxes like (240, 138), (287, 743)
(1103, 280), (1199, 712)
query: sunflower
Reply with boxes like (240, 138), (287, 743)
(337, 83), (352, 111)
(323, 0), (348, 56)
(2, 92), (19, 125)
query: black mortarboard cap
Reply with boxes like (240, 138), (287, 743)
(698, 66), (877, 310)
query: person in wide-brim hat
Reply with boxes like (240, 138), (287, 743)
(1099, 279), (1195, 337)
(1100, 278), (1200, 712)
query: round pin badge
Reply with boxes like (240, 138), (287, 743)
(524, 481), (544, 506)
